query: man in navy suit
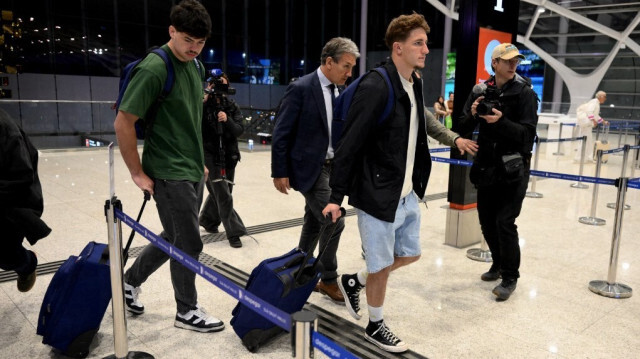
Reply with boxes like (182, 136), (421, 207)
(271, 37), (360, 304)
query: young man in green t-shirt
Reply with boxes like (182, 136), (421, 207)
(114, 0), (222, 333)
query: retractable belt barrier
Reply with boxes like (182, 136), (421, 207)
(431, 155), (620, 186)
(602, 147), (626, 155)
(113, 208), (355, 358)
(115, 208), (289, 329)
(539, 136), (585, 143)
(429, 141), (638, 188)
(312, 332), (359, 359)
(429, 147), (453, 153)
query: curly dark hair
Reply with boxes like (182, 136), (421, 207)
(170, 0), (212, 39)
(384, 12), (430, 50)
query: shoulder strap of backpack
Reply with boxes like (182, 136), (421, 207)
(193, 58), (205, 79)
(141, 47), (175, 139)
(150, 47), (175, 100)
(372, 67), (394, 125)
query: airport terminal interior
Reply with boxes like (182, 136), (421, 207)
(1, 138), (639, 358)
(1, 0), (640, 358)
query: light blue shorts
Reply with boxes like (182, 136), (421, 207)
(357, 192), (422, 274)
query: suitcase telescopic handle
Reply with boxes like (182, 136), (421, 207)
(294, 207), (346, 283)
(123, 191), (151, 265)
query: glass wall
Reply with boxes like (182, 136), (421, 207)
(1, 0), (446, 85)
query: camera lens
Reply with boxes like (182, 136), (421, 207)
(477, 102), (492, 116)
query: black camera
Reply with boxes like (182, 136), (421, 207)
(205, 69), (236, 96)
(473, 84), (502, 116)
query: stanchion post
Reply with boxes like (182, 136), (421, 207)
(526, 137), (543, 198)
(291, 311), (317, 359)
(105, 198), (129, 358)
(634, 134), (640, 170)
(616, 122), (623, 150)
(588, 177), (633, 298)
(466, 236), (492, 262)
(579, 149), (606, 226)
(104, 143), (154, 359)
(553, 123), (564, 155)
(571, 135), (589, 189)
(607, 145), (631, 210)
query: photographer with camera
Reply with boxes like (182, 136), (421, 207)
(199, 70), (247, 248)
(458, 43), (538, 301)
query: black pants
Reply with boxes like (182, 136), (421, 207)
(299, 164), (344, 284)
(199, 167), (247, 239)
(476, 174), (529, 281)
(0, 228), (37, 275)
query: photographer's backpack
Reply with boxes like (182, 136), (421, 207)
(331, 67), (395, 148)
(115, 47), (204, 139)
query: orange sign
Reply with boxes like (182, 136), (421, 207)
(476, 27), (512, 84)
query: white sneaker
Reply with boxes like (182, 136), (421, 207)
(174, 305), (225, 333)
(124, 282), (144, 315)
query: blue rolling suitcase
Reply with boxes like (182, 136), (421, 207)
(230, 210), (344, 352)
(36, 241), (111, 358)
(36, 194), (149, 358)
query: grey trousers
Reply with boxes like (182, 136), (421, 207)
(124, 178), (205, 314)
(299, 164), (344, 284)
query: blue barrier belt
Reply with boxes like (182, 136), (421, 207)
(429, 147), (452, 153)
(529, 170), (616, 185)
(431, 156), (621, 187)
(602, 147), (625, 155)
(630, 145), (640, 150)
(114, 208), (291, 331)
(539, 137), (584, 143)
(432, 156), (473, 166)
(312, 332), (359, 359)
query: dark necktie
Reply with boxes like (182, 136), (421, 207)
(328, 84), (336, 107)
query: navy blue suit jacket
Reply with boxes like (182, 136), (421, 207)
(271, 71), (331, 193)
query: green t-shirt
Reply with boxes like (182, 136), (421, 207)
(119, 44), (204, 182)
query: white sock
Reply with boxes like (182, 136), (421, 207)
(368, 305), (383, 322)
(357, 269), (369, 286)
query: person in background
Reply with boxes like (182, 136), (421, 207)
(114, 0), (224, 333)
(433, 95), (448, 125)
(199, 72), (248, 248)
(447, 91), (454, 115)
(271, 37), (360, 305)
(573, 90), (607, 162)
(0, 108), (51, 293)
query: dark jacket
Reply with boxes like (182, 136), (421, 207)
(271, 70), (333, 193)
(458, 74), (538, 185)
(202, 96), (244, 171)
(0, 110), (51, 244)
(329, 61), (432, 222)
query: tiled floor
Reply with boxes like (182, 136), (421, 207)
(1, 133), (639, 359)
